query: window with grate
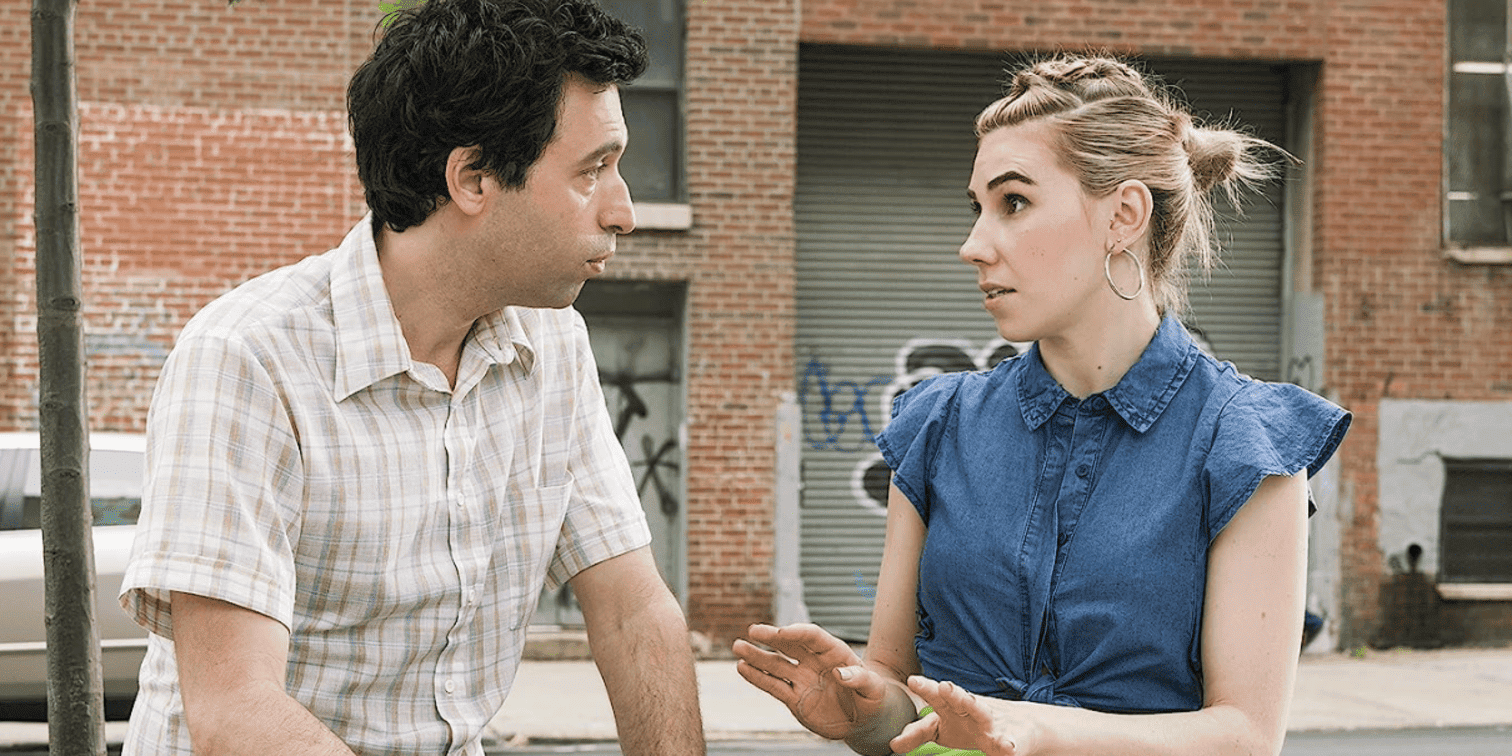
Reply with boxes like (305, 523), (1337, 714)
(1439, 459), (1512, 583)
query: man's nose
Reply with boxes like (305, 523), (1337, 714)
(603, 169), (636, 234)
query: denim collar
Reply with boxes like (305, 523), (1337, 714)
(1015, 316), (1199, 434)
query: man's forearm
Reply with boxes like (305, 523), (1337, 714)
(589, 587), (706, 756)
(170, 591), (356, 756)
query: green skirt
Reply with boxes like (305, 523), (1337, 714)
(903, 707), (986, 756)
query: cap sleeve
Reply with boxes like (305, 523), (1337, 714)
(1204, 381), (1351, 542)
(873, 373), (964, 524)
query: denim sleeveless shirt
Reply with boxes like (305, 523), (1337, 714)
(874, 316), (1350, 714)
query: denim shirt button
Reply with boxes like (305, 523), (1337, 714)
(1075, 464), (1090, 478)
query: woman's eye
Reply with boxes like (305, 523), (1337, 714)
(1004, 195), (1028, 214)
(968, 200), (982, 215)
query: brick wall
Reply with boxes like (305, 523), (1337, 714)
(0, 0), (30, 431)
(10, 102), (360, 431)
(1311, 1), (1512, 647)
(801, 0), (1330, 59)
(5, 0), (370, 431)
(617, 0), (799, 640)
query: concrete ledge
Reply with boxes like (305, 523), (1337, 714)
(1438, 583), (1512, 601)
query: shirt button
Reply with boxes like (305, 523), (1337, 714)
(1057, 532), (1069, 547)
(1076, 464), (1090, 478)
(444, 679), (456, 694)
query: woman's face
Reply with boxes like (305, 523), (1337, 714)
(960, 120), (1113, 343)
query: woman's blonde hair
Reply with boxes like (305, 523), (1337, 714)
(975, 54), (1288, 314)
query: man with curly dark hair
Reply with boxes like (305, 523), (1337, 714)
(119, 2), (706, 754)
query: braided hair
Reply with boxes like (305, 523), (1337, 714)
(976, 55), (1287, 315)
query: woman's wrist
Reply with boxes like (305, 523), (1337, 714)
(843, 683), (920, 756)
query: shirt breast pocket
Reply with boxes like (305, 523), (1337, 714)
(495, 476), (574, 630)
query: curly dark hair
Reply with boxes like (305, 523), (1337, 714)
(348, 0), (648, 233)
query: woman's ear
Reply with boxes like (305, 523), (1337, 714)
(1108, 179), (1153, 251)
(444, 145), (488, 217)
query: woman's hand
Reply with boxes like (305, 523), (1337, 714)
(732, 623), (897, 741)
(892, 676), (1034, 756)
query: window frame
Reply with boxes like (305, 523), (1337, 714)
(601, 0), (691, 230)
(1444, 0), (1512, 263)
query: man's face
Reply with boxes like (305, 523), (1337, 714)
(477, 76), (636, 309)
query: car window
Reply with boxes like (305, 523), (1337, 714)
(0, 446), (143, 531)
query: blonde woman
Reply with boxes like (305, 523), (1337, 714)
(733, 54), (1349, 756)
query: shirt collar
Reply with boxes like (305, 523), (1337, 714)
(330, 216), (535, 401)
(1015, 315), (1197, 433)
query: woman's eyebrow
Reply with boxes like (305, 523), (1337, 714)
(986, 169), (1036, 191)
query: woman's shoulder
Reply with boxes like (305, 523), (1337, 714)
(1188, 354), (1343, 422)
(1185, 354), (1351, 479)
(892, 357), (1019, 418)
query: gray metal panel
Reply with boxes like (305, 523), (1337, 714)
(794, 44), (1291, 640)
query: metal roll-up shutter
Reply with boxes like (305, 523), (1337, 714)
(794, 44), (1291, 640)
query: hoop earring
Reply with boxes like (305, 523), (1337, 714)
(1104, 247), (1145, 301)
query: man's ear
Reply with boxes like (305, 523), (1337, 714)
(1108, 179), (1153, 251)
(445, 145), (488, 217)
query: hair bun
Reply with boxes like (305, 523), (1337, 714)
(1184, 126), (1242, 194)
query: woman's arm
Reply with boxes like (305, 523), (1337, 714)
(893, 470), (1310, 756)
(845, 483), (930, 755)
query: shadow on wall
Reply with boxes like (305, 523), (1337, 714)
(1372, 543), (1512, 649)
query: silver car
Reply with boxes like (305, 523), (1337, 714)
(0, 432), (146, 703)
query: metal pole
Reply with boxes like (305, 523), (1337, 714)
(31, 0), (106, 753)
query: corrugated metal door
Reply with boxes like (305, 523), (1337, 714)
(794, 44), (1291, 640)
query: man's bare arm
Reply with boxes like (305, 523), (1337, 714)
(171, 591), (356, 756)
(572, 547), (706, 756)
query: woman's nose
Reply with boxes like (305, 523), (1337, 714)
(959, 220), (994, 266)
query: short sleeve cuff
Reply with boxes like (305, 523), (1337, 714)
(874, 373), (965, 524)
(120, 552), (296, 640)
(1206, 382), (1352, 540)
(543, 514), (652, 591)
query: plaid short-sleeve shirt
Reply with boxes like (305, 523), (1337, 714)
(120, 218), (651, 755)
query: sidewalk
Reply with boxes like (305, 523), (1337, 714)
(485, 646), (1512, 744)
(3, 646), (1509, 749)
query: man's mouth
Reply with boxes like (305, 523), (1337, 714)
(985, 287), (1012, 300)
